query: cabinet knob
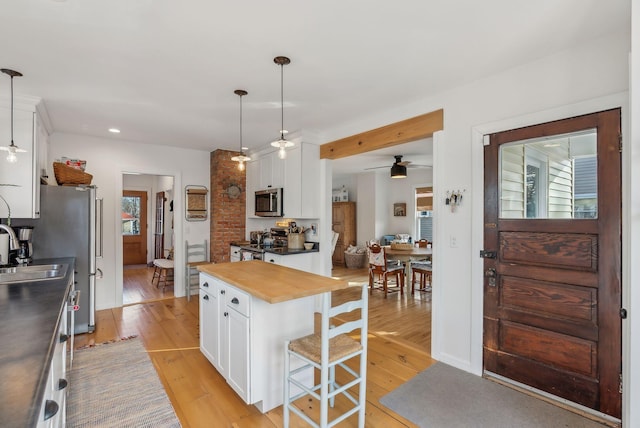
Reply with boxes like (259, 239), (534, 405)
(203, 295), (209, 301)
(43, 400), (59, 421)
(220, 289), (226, 295)
(58, 379), (68, 391)
(224, 311), (229, 317)
(59, 334), (68, 343)
(203, 282), (209, 288)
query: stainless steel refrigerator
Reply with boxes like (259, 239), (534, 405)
(28, 185), (102, 334)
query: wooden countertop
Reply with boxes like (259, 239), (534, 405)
(198, 261), (348, 304)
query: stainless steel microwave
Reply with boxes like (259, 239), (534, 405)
(255, 188), (283, 217)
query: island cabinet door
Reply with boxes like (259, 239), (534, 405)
(226, 307), (250, 402)
(199, 275), (219, 369)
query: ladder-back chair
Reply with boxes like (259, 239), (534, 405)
(185, 239), (208, 301)
(283, 283), (368, 427)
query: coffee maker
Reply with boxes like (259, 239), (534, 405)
(14, 226), (34, 264)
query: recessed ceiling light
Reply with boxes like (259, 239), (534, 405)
(108, 128), (121, 134)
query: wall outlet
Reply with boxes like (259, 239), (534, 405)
(450, 235), (458, 248)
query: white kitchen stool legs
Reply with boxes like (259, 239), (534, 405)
(283, 283), (368, 428)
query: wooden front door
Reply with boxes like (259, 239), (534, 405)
(483, 109), (622, 418)
(123, 190), (148, 265)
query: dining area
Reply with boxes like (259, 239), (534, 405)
(367, 238), (433, 298)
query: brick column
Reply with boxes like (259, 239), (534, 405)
(210, 150), (246, 262)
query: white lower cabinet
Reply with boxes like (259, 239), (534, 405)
(199, 279), (218, 367)
(230, 245), (241, 262)
(199, 272), (314, 413)
(38, 301), (68, 428)
(264, 252), (313, 272)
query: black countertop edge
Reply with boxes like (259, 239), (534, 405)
(264, 247), (319, 255)
(0, 257), (75, 428)
(230, 242), (320, 255)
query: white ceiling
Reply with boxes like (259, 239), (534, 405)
(0, 1), (630, 169)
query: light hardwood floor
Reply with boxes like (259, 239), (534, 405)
(78, 265), (435, 427)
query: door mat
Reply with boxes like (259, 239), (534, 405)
(67, 337), (181, 427)
(380, 362), (608, 428)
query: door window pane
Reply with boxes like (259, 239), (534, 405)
(122, 196), (141, 235)
(499, 129), (597, 219)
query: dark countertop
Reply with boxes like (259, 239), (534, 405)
(230, 242), (319, 255)
(0, 257), (75, 428)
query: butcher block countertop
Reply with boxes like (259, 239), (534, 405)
(198, 260), (348, 304)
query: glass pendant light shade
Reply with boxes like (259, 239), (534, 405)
(1, 69), (26, 163)
(230, 89), (251, 171)
(270, 56), (293, 158)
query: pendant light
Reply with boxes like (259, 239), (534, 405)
(270, 56), (294, 159)
(0, 69), (26, 163)
(230, 89), (251, 171)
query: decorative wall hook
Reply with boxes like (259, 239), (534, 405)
(445, 189), (466, 212)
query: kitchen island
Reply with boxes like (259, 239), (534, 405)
(198, 260), (348, 412)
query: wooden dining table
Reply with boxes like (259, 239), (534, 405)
(383, 246), (433, 289)
(384, 246), (432, 262)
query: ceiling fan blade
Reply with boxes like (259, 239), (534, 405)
(406, 164), (432, 169)
(363, 165), (390, 170)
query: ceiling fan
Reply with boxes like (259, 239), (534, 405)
(364, 155), (431, 178)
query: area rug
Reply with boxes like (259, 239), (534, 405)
(67, 337), (181, 427)
(380, 362), (607, 428)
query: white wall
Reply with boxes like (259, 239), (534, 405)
(332, 176), (357, 202)
(386, 168), (431, 237)
(49, 132), (210, 309)
(627, 1), (639, 424)
(322, 30), (634, 423)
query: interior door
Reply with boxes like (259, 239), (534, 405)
(154, 191), (165, 259)
(122, 190), (148, 265)
(483, 109), (622, 418)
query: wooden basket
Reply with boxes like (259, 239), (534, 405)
(390, 242), (413, 250)
(53, 162), (93, 185)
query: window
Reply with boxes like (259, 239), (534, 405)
(499, 129), (597, 219)
(122, 195), (141, 235)
(415, 187), (433, 241)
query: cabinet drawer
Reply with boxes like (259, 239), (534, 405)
(225, 287), (250, 317)
(200, 274), (218, 292)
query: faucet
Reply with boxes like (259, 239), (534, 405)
(0, 224), (19, 251)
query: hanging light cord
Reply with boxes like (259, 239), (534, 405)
(9, 74), (14, 146)
(239, 92), (243, 153)
(279, 62), (285, 140)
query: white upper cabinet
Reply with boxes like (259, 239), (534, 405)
(246, 142), (320, 220)
(258, 150), (284, 190)
(283, 143), (320, 219)
(0, 99), (48, 219)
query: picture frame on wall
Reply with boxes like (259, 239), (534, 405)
(394, 203), (406, 216)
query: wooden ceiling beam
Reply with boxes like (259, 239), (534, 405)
(320, 109), (443, 160)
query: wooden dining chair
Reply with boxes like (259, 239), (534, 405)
(411, 260), (432, 294)
(367, 243), (404, 298)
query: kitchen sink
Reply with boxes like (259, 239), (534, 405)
(0, 263), (68, 284)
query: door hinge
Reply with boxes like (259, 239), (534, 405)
(479, 250), (497, 259)
(619, 373), (623, 394)
(619, 133), (623, 152)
